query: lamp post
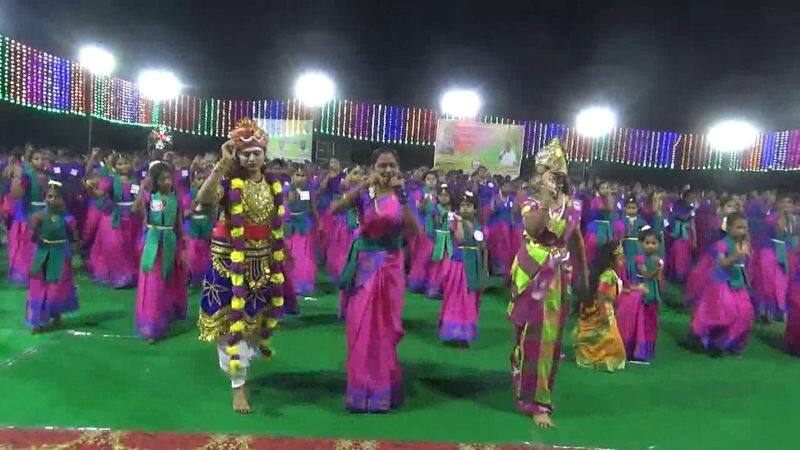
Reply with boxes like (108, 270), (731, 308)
(294, 71), (336, 161)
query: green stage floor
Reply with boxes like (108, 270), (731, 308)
(0, 264), (797, 450)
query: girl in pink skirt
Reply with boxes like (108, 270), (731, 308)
(583, 181), (618, 266)
(690, 212), (754, 356)
(26, 181), (79, 333)
(285, 164), (319, 298)
(427, 184), (455, 299)
(89, 153), (141, 288)
(182, 169), (214, 288)
(750, 193), (796, 321)
(685, 196), (740, 306)
(439, 190), (486, 346)
(8, 148), (51, 286)
(786, 243), (800, 355)
(407, 171), (438, 292)
(134, 162), (187, 342)
(666, 191), (696, 283)
(487, 180), (516, 279)
(323, 163), (357, 286)
(615, 227), (663, 362)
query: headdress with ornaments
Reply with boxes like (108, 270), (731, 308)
(228, 118), (268, 151)
(534, 137), (568, 176)
(147, 126), (173, 152)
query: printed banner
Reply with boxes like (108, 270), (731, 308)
(256, 119), (313, 162)
(434, 119), (524, 177)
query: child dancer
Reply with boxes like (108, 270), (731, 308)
(615, 227), (663, 362)
(487, 180), (516, 278)
(614, 196), (647, 279)
(26, 181), (79, 333)
(667, 190), (696, 283)
(426, 183), (454, 299)
(690, 212), (754, 356)
(584, 181), (618, 266)
(134, 162), (187, 342)
(408, 171), (438, 292)
(183, 169), (214, 288)
(90, 153), (141, 288)
(438, 190), (485, 346)
(750, 193), (796, 321)
(686, 196), (740, 306)
(576, 241), (627, 372)
(284, 164), (318, 297)
(8, 147), (51, 286)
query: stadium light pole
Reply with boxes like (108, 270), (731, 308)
(79, 45), (116, 153)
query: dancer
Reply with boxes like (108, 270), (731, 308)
(195, 118), (287, 414)
(487, 180), (516, 278)
(584, 181), (618, 266)
(667, 190), (696, 283)
(508, 137), (588, 428)
(438, 190), (486, 346)
(427, 183), (455, 299)
(615, 196), (647, 279)
(183, 169), (215, 288)
(89, 152), (141, 288)
(134, 161), (188, 342)
(690, 212), (754, 356)
(408, 171), (438, 292)
(26, 181), (79, 332)
(750, 193), (796, 321)
(8, 147), (51, 286)
(615, 226), (663, 362)
(575, 241), (626, 372)
(284, 163), (318, 297)
(333, 147), (418, 413)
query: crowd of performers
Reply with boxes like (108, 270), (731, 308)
(3, 120), (800, 427)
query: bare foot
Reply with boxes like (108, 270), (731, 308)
(147, 338), (157, 345)
(533, 413), (555, 428)
(232, 386), (251, 414)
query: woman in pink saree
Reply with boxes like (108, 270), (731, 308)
(332, 147), (418, 413)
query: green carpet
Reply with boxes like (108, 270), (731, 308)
(0, 262), (797, 450)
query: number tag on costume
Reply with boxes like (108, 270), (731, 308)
(299, 190), (310, 201)
(53, 167), (61, 174)
(448, 212), (455, 221)
(473, 230), (484, 242)
(181, 169), (189, 178)
(488, 182), (494, 188)
(150, 199), (164, 212)
(663, 218), (670, 227)
(131, 184), (140, 195)
(70, 168), (79, 176)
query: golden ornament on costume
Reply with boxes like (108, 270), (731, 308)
(228, 118), (268, 150)
(242, 178), (274, 224)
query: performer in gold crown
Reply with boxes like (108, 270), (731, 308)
(508, 137), (588, 428)
(194, 118), (287, 414)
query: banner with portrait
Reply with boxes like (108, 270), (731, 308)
(433, 119), (524, 178)
(256, 119), (313, 162)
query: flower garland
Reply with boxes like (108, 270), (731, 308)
(224, 173), (287, 374)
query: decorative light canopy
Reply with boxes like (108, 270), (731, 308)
(78, 45), (115, 76)
(576, 106), (616, 137)
(294, 71), (335, 107)
(137, 69), (181, 101)
(708, 120), (759, 153)
(440, 89), (480, 118)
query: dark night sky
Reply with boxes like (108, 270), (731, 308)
(2, 0), (800, 133)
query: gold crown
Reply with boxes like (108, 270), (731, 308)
(228, 118), (268, 150)
(534, 137), (568, 175)
(613, 242), (624, 256)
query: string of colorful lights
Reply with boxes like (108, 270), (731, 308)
(1, 33), (799, 171)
